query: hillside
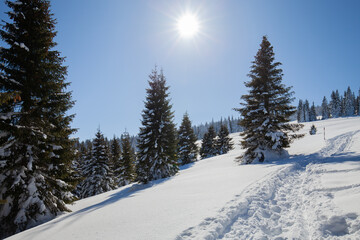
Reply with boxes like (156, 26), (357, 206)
(8, 117), (360, 240)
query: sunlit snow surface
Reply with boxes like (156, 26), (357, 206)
(8, 117), (360, 240)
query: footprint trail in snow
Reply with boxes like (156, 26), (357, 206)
(177, 130), (360, 240)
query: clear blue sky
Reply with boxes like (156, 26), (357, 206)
(1, 0), (359, 140)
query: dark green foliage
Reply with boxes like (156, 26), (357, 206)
(344, 86), (355, 116)
(110, 136), (121, 183)
(79, 130), (115, 198)
(200, 125), (217, 159)
(309, 102), (317, 121)
(178, 113), (198, 165)
(110, 137), (121, 162)
(136, 67), (178, 184)
(297, 100), (304, 122)
(235, 36), (303, 164)
(310, 125), (317, 135)
(192, 116), (242, 140)
(321, 96), (330, 119)
(356, 90), (360, 115)
(216, 124), (233, 155)
(72, 142), (89, 198)
(117, 133), (136, 186)
(303, 100), (310, 122)
(330, 90), (341, 118)
(0, 0), (76, 237)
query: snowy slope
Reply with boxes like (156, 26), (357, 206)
(7, 117), (360, 240)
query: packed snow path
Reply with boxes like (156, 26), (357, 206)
(177, 129), (360, 240)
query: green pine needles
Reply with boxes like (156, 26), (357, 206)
(236, 36), (303, 164)
(136, 67), (178, 183)
(79, 129), (115, 198)
(0, 0), (76, 237)
(178, 112), (198, 165)
(118, 133), (136, 186)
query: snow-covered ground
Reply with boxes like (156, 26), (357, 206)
(7, 117), (360, 240)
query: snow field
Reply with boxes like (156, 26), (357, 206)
(178, 117), (360, 239)
(7, 117), (360, 240)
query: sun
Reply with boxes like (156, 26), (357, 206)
(177, 14), (199, 38)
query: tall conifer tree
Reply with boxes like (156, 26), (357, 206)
(356, 89), (360, 115)
(297, 99), (304, 122)
(73, 142), (88, 198)
(303, 100), (310, 122)
(118, 133), (136, 186)
(178, 112), (198, 165)
(200, 125), (217, 159)
(321, 96), (330, 119)
(136, 67), (178, 183)
(309, 102), (317, 121)
(216, 124), (234, 155)
(0, 0), (76, 237)
(79, 129), (115, 198)
(330, 90), (341, 118)
(236, 36), (303, 164)
(344, 86), (355, 116)
(110, 136), (121, 184)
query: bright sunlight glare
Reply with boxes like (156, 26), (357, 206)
(177, 14), (199, 38)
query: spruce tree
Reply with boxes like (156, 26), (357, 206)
(136, 67), (178, 183)
(110, 136), (121, 184)
(236, 36), (303, 164)
(228, 116), (233, 133)
(72, 142), (89, 198)
(344, 86), (355, 116)
(303, 100), (310, 122)
(340, 95), (345, 117)
(309, 102), (317, 121)
(330, 90), (341, 118)
(117, 133), (136, 186)
(321, 96), (330, 119)
(178, 113), (198, 165)
(0, 0), (76, 237)
(79, 129), (115, 198)
(200, 125), (217, 159)
(356, 90), (360, 116)
(216, 124), (234, 155)
(297, 99), (304, 122)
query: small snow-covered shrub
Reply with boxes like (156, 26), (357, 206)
(310, 125), (317, 135)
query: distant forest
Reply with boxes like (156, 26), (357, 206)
(297, 86), (359, 122)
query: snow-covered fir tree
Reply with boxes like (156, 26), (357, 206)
(178, 113), (198, 165)
(0, 1), (76, 237)
(321, 96), (330, 119)
(136, 67), (178, 183)
(216, 124), (234, 155)
(117, 133), (136, 186)
(340, 95), (345, 117)
(72, 142), (89, 198)
(227, 116), (234, 133)
(297, 99), (304, 122)
(309, 102), (317, 121)
(236, 36), (303, 164)
(344, 86), (355, 116)
(303, 100), (310, 122)
(356, 89), (360, 115)
(79, 129), (115, 198)
(110, 136), (122, 185)
(330, 90), (341, 118)
(200, 125), (217, 159)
